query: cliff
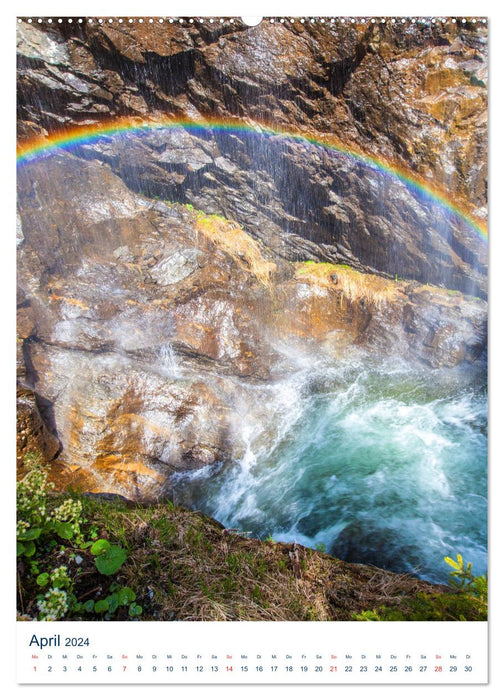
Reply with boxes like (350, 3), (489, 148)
(16, 18), (487, 589)
(18, 18), (487, 293)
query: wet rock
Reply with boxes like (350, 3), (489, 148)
(17, 23), (68, 65)
(17, 20), (487, 297)
(150, 249), (201, 286)
(16, 20), (488, 498)
(401, 287), (487, 368)
(16, 209), (24, 247)
(17, 148), (487, 497)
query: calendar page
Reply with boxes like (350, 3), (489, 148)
(15, 4), (489, 688)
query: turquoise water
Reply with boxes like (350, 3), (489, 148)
(170, 359), (487, 584)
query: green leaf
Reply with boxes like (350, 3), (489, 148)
(24, 541), (36, 557)
(83, 600), (95, 613)
(36, 572), (50, 587)
(17, 528), (42, 541)
(94, 599), (109, 613)
(17, 541), (25, 556)
(129, 603), (142, 616)
(106, 593), (119, 614)
(94, 545), (127, 575)
(117, 587), (136, 605)
(90, 539), (110, 556)
(56, 522), (74, 539)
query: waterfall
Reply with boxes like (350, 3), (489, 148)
(158, 343), (181, 379)
(170, 357), (487, 584)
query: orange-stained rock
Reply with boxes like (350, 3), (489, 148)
(16, 178), (486, 498)
(16, 20), (487, 499)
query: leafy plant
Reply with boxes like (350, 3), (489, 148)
(90, 539), (127, 575)
(444, 553), (487, 617)
(444, 553), (485, 592)
(34, 565), (74, 620)
(86, 583), (142, 618)
(17, 453), (85, 559)
(17, 453), (140, 621)
(353, 553), (487, 622)
(353, 609), (382, 621)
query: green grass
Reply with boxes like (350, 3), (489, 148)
(353, 591), (486, 621)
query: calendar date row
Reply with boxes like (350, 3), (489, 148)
(33, 663), (474, 674)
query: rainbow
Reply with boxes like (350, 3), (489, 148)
(16, 116), (488, 242)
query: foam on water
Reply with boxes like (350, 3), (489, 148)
(170, 359), (487, 583)
(157, 343), (181, 379)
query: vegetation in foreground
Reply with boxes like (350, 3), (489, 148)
(17, 453), (487, 622)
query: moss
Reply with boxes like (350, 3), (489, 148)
(295, 260), (397, 308)
(297, 260), (353, 274)
(354, 591), (486, 621)
(192, 208), (276, 286)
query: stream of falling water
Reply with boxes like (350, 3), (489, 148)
(16, 122), (487, 585)
(170, 356), (487, 584)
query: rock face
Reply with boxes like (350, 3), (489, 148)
(16, 18), (487, 497)
(17, 19), (487, 295)
(17, 152), (486, 496)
